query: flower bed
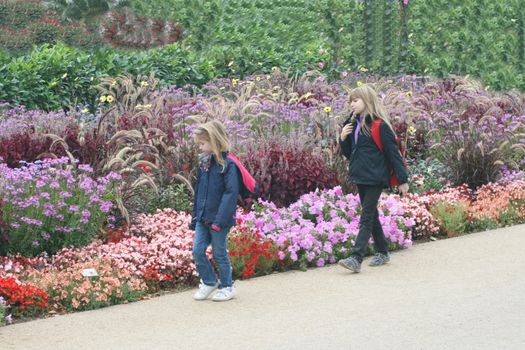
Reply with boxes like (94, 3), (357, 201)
(0, 157), (120, 256)
(238, 186), (414, 270)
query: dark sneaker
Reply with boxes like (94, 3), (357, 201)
(338, 256), (361, 273)
(368, 253), (390, 267)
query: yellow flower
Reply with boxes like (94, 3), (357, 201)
(140, 81), (149, 88)
(324, 106), (332, 113)
(228, 61), (234, 67)
(106, 95), (114, 103)
(220, 87), (225, 90)
(111, 80), (117, 86)
(81, 108), (89, 113)
(271, 67), (278, 72)
(135, 104), (143, 110)
(357, 81), (363, 87)
(99, 95), (107, 103)
(256, 76), (261, 81)
(144, 104), (152, 108)
(359, 66), (368, 72)
(272, 93), (279, 97)
(408, 126), (417, 135)
(61, 73), (68, 79)
(406, 91), (413, 97)
(232, 79), (238, 86)
(266, 75), (270, 80)
(303, 92), (313, 99)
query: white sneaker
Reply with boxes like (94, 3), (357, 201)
(193, 280), (218, 300)
(211, 286), (236, 302)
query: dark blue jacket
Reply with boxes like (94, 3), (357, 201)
(190, 153), (240, 231)
(339, 114), (408, 188)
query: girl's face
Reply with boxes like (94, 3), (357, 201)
(198, 139), (213, 154)
(350, 98), (366, 115)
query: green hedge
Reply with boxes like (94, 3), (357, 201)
(0, 43), (214, 111)
(130, 0), (524, 89)
(1, 0), (524, 111)
(408, 0), (524, 90)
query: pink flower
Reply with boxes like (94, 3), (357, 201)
(318, 62), (325, 70)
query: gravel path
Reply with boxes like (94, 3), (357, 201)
(1, 224), (524, 350)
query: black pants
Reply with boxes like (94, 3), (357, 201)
(350, 184), (389, 261)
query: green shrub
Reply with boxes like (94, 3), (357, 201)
(430, 201), (469, 237)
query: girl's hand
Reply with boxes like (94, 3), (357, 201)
(398, 183), (409, 196)
(340, 124), (354, 141)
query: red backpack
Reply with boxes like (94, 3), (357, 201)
(370, 119), (406, 187)
(227, 154), (258, 198)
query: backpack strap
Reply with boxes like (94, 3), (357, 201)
(371, 118), (383, 152)
(227, 153), (256, 193)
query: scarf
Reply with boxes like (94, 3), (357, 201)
(199, 153), (212, 172)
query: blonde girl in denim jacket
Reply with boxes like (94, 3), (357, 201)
(190, 120), (240, 301)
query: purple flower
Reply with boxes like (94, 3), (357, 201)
(78, 164), (93, 173)
(36, 180), (47, 188)
(40, 192), (51, 200)
(404, 217), (416, 227)
(69, 205), (79, 213)
(100, 201), (113, 213)
(79, 178), (96, 192)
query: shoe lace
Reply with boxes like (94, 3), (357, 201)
(373, 253), (386, 261)
(215, 287), (232, 297)
(214, 289), (227, 297)
(199, 280), (215, 291)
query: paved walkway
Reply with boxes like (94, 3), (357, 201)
(1, 224), (524, 350)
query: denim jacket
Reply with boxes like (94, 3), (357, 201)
(190, 153), (240, 231)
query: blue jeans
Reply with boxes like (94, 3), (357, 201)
(192, 222), (233, 288)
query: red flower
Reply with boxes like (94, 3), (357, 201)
(0, 277), (48, 317)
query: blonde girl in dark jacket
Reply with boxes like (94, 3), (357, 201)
(338, 85), (409, 273)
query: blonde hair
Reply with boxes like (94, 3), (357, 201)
(194, 120), (230, 171)
(348, 84), (394, 136)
